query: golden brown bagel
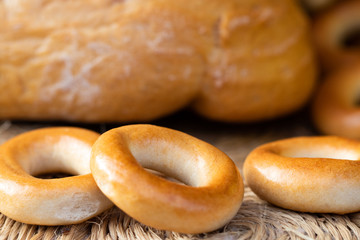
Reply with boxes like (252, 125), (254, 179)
(0, 0), (316, 122)
(0, 127), (113, 225)
(90, 124), (244, 234)
(313, 1), (360, 71)
(312, 63), (360, 139)
(243, 136), (360, 214)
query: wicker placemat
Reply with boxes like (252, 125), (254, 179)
(1, 112), (360, 240)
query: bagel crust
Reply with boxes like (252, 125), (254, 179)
(0, 127), (113, 225)
(244, 136), (360, 214)
(0, 0), (316, 122)
(90, 124), (244, 234)
(312, 63), (360, 139)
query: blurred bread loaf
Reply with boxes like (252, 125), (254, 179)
(0, 0), (317, 122)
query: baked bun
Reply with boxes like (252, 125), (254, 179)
(313, 0), (360, 71)
(0, 0), (316, 122)
(312, 62), (360, 139)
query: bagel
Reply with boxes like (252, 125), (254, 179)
(243, 136), (360, 214)
(90, 124), (244, 234)
(0, 127), (113, 225)
(313, 0), (360, 71)
(0, 0), (316, 122)
(312, 62), (360, 139)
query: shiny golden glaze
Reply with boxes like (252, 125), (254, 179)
(0, 127), (112, 225)
(244, 136), (360, 214)
(312, 63), (360, 139)
(90, 124), (244, 233)
(0, 0), (316, 122)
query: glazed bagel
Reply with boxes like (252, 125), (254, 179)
(313, 0), (360, 71)
(0, 127), (113, 225)
(0, 0), (316, 122)
(90, 124), (244, 234)
(312, 62), (360, 139)
(243, 136), (360, 214)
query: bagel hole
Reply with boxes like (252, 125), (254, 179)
(35, 172), (74, 179)
(18, 137), (92, 178)
(342, 27), (360, 48)
(145, 169), (185, 185)
(130, 141), (209, 187)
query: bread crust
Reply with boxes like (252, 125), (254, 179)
(0, 0), (316, 122)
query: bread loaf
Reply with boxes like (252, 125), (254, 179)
(0, 0), (317, 122)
